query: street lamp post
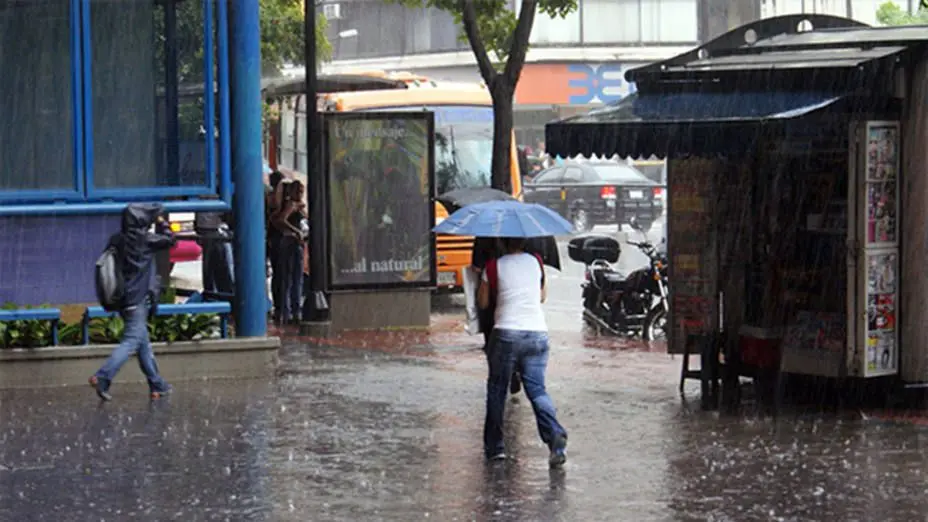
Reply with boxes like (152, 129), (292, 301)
(302, 0), (330, 326)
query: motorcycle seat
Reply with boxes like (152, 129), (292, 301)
(601, 272), (625, 283)
(594, 270), (626, 288)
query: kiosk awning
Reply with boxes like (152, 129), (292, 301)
(545, 14), (928, 159)
(545, 90), (845, 159)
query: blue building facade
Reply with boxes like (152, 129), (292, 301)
(0, 0), (266, 337)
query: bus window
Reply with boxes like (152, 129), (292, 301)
(358, 105), (494, 194)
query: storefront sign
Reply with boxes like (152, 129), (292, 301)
(515, 63), (638, 106)
(566, 64), (638, 105)
(324, 112), (436, 290)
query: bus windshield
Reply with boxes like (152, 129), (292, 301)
(357, 105), (493, 194)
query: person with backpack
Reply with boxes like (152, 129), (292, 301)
(89, 203), (176, 401)
(477, 237), (568, 468)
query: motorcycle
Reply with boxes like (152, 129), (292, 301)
(568, 221), (669, 340)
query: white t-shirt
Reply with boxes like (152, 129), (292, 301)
(483, 252), (547, 332)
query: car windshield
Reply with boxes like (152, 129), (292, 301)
(590, 163), (652, 184)
(358, 105), (493, 194)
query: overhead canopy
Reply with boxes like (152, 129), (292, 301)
(546, 14), (928, 159)
(546, 90), (846, 158)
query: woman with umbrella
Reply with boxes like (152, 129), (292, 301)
(434, 200), (573, 467)
(439, 188), (562, 394)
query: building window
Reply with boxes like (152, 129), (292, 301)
(324, 1), (467, 60)
(582, 0), (642, 43)
(403, 6), (462, 54)
(522, 3), (581, 44)
(0, 0), (228, 208)
(641, 0), (699, 42)
(0, 0), (75, 195)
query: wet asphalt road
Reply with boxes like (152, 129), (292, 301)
(9, 215), (928, 520)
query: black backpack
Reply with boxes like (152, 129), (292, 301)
(95, 246), (125, 312)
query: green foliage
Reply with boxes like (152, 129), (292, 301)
(149, 314), (220, 343)
(0, 299), (220, 348)
(0, 303), (54, 348)
(88, 316), (125, 344)
(155, 0), (330, 83)
(154, 0), (332, 138)
(876, 2), (928, 25)
(160, 286), (178, 304)
(389, 1), (578, 191)
(59, 323), (83, 346)
(261, 0), (332, 72)
(87, 314), (220, 345)
(392, 0), (576, 67)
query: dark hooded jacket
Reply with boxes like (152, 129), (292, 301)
(108, 203), (176, 308)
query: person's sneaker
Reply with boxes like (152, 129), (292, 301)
(88, 376), (112, 402)
(150, 384), (174, 400)
(510, 372), (522, 395)
(549, 435), (567, 468)
(488, 452), (507, 462)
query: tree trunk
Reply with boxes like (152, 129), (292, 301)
(490, 83), (515, 194)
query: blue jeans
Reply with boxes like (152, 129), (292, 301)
(484, 329), (567, 458)
(279, 236), (303, 322)
(94, 304), (169, 393)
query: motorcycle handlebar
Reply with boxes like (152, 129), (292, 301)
(626, 240), (667, 261)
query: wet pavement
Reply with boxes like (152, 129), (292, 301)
(7, 218), (928, 520)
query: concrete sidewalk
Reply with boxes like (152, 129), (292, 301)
(3, 330), (928, 521)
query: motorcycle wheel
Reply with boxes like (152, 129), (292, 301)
(643, 306), (668, 341)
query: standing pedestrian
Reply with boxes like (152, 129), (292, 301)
(266, 171), (285, 320)
(272, 180), (307, 325)
(89, 203), (175, 401)
(477, 237), (568, 467)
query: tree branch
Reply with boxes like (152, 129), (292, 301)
(502, 0), (537, 86)
(459, 0), (497, 85)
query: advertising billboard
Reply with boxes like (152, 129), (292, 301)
(324, 112), (436, 290)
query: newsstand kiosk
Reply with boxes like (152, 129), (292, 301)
(544, 15), (928, 409)
(664, 120), (901, 409)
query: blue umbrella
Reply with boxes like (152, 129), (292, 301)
(433, 200), (574, 238)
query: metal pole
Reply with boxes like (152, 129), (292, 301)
(229, 0), (267, 337)
(303, 0), (330, 323)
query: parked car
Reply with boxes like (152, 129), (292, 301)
(522, 161), (664, 231)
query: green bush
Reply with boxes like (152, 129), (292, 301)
(1, 302), (222, 349)
(0, 303), (54, 348)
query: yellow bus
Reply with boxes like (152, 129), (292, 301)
(267, 71), (523, 291)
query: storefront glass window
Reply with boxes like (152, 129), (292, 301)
(0, 0), (228, 207)
(90, 0), (159, 188)
(0, 0), (75, 193)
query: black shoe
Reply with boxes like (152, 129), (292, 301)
(88, 376), (112, 402)
(487, 452), (507, 462)
(510, 373), (522, 394)
(549, 435), (567, 468)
